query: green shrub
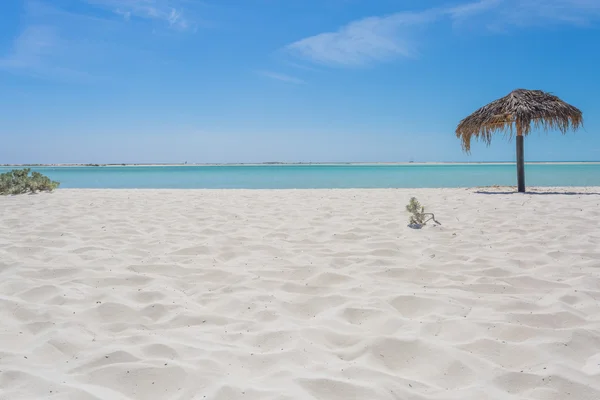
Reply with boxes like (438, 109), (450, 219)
(0, 168), (60, 195)
(406, 197), (441, 228)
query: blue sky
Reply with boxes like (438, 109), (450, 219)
(0, 0), (599, 164)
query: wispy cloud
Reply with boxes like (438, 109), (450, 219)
(286, 0), (600, 67)
(85, 0), (193, 30)
(450, 0), (600, 29)
(286, 10), (437, 67)
(0, 1), (118, 80)
(0, 0), (206, 80)
(258, 71), (305, 84)
(0, 25), (59, 70)
(0, 24), (96, 81)
(115, 9), (132, 21)
(449, 0), (500, 22)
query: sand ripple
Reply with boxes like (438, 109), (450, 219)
(1, 188), (600, 399)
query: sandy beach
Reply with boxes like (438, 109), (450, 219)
(1, 188), (600, 400)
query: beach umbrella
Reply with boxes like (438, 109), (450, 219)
(456, 89), (583, 192)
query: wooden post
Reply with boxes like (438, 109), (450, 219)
(516, 122), (525, 193)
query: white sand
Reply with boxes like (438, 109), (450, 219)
(1, 188), (600, 400)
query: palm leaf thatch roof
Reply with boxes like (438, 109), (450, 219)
(456, 89), (583, 152)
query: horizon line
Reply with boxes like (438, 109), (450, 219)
(2, 161), (600, 167)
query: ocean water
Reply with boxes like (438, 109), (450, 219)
(1, 164), (599, 189)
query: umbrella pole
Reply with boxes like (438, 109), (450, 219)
(516, 123), (525, 193)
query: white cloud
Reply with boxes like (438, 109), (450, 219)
(286, 0), (600, 67)
(0, 0), (193, 81)
(0, 25), (60, 69)
(0, 24), (93, 81)
(115, 9), (132, 21)
(449, 0), (500, 21)
(286, 10), (437, 67)
(258, 71), (305, 85)
(449, 0), (600, 29)
(85, 0), (192, 30)
(168, 9), (184, 27)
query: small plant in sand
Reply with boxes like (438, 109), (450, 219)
(0, 168), (60, 195)
(406, 197), (441, 229)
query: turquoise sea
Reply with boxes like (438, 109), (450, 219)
(1, 164), (599, 189)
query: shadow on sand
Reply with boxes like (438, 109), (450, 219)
(475, 190), (600, 196)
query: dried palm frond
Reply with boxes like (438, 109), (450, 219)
(456, 89), (583, 152)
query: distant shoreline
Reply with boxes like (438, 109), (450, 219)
(2, 161), (600, 167)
